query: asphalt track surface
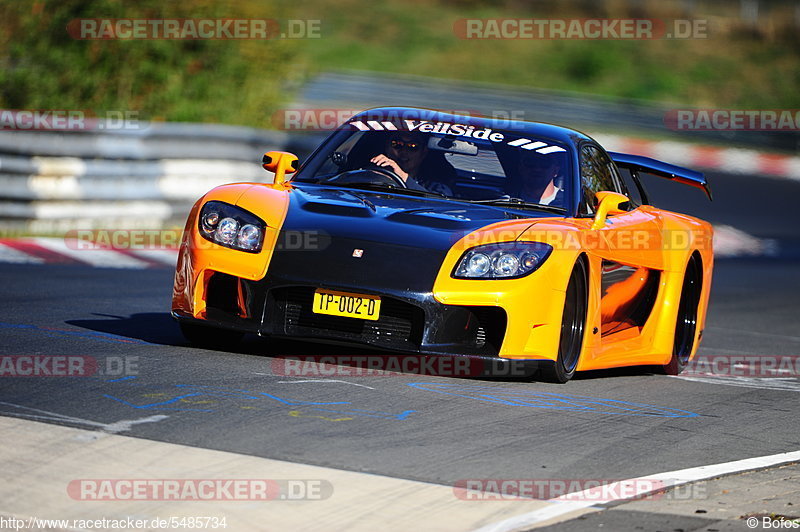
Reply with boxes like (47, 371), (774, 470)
(1, 170), (799, 528)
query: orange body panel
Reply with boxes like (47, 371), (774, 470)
(430, 204), (713, 369)
(171, 183), (291, 319)
(600, 266), (650, 326)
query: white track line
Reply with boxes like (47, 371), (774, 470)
(712, 224), (778, 258)
(472, 449), (800, 532)
(0, 401), (168, 434)
(276, 379), (376, 389)
(705, 327), (800, 343)
(33, 238), (151, 269)
(674, 375), (800, 393)
(0, 242), (44, 264)
(131, 248), (179, 266)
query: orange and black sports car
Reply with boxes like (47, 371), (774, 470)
(172, 108), (713, 382)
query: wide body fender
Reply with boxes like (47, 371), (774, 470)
(172, 183), (290, 318)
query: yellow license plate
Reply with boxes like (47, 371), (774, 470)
(312, 289), (381, 321)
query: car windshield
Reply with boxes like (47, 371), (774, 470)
(292, 125), (572, 211)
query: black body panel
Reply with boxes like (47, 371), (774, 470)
(181, 271), (508, 358)
(272, 184), (551, 292)
(257, 185), (526, 354)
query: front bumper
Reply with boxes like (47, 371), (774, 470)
(174, 270), (508, 358)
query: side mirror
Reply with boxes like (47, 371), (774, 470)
(591, 191), (630, 230)
(262, 151), (299, 186)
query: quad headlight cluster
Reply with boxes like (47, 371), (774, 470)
(198, 201), (266, 253)
(453, 242), (552, 279)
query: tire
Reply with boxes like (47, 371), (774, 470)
(661, 256), (701, 375)
(540, 258), (589, 383)
(179, 321), (243, 349)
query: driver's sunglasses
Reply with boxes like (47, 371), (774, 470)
(390, 139), (421, 152)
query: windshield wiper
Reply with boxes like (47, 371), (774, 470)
(465, 196), (565, 213)
(320, 182), (449, 199)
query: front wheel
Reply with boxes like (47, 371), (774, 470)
(540, 258), (588, 383)
(179, 321), (243, 350)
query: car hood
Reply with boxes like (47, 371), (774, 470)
(286, 183), (558, 243)
(263, 184), (556, 293)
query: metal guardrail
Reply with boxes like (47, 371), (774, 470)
(0, 123), (321, 234)
(296, 71), (800, 153)
(3, 70), (798, 234)
(0, 123), (288, 160)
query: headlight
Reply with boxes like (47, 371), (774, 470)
(216, 217), (240, 244)
(465, 252), (491, 276)
(236, 224), (262, 250)
(453, 242), (552, 279)
(198, 201), (266, 253)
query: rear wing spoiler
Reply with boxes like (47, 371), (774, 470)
(609, 152), (712, 201)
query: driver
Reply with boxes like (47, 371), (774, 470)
(370, 133), (452, 195)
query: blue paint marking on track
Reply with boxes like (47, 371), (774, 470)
(406, 382), (699, 418)
(103, 393), (216, 412)
(104, 384), (349, 411)
(173, 384), (351, 406)
(107, 376), (137, 383)
(0, 321), (149, 345)
(102, 381), (416, 420)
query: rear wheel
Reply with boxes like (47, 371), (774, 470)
(179, 321), (243, 350)
(661, 256), (701, 375)
(541, 258), (588, 383)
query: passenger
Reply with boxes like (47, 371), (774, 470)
(517, 152), (565, 206)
